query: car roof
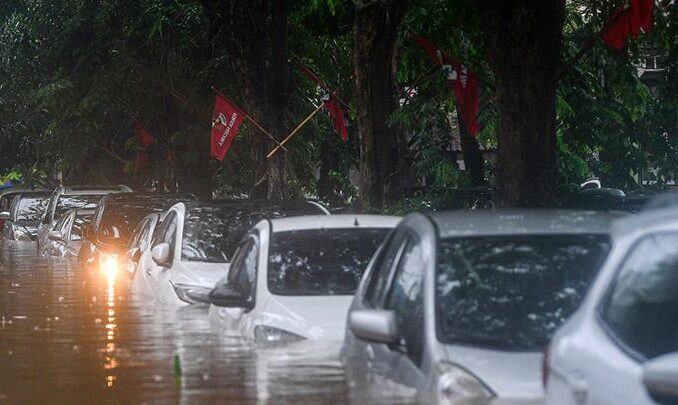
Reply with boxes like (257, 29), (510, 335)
(183, 199), (329, 214)
(270, 214), (401, 233)
(610, 207), (678, 239)
(60, 185), (131, 195)
(101, 192), (196, 204)
(430, 209), (617, 238)
(13, 191), (52, 198)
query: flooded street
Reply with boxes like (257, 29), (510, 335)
(0, 242), (410, 404)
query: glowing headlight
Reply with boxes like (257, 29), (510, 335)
(253, 325), (305, 345)
(99, 253), (119, 282)
(435, 362), (495, 404)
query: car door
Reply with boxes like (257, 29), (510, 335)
(44, 211), (73, 256)
(137, 211), (178, 299)
(349, 229), (411, 383)
(217, 234), (260, 335)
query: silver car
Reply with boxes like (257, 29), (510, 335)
(2, 191), (51, 241)
(42, 208), (94, 258)
(341, 210), (615, 404)
(36, 184), (132, 251)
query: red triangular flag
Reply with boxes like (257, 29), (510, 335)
(325, 96), (348, 142)
(410, 31), (480, 136)
(210, 92), (246, 161)
(602, 0), (653, 49)
(134, 123), (155, 147)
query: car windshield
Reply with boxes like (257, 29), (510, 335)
(181, 204), (325, 263)
(55, 195), (104, 220)
(267, 228), (389, 296)
(16, 196), (49, 222)
(98, 199), (182, 244)
(436, 234), (611, 350)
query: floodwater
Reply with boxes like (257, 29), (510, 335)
(0, 242), (413, 404)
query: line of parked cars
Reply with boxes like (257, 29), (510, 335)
(1, 184), (677, 404)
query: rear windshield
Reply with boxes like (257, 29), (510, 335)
(267, 228), (389, 296)
(16, 197), (50, 222)
(97, 200), (179, 244)
(436, 234), (610, 350)
(181, 205), (324, 263)
(55, 195), (104, 219)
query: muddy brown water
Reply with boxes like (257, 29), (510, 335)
(0, 242), (414, 404)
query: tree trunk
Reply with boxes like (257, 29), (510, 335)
(480, 1), (565, 207)
(354, 0), (409, 211)
(457, 108), (485, 187)
(205, 0), (289, 199)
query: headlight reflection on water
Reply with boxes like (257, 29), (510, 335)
(102, 254), (119, 389)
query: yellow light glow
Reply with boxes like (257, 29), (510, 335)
(101, 254), (118, 285)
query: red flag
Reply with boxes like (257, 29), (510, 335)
(602, 0), (653, 49)
(210, 92), (246, 161)
(298, 64), (350, 141)
(410, 31), (480, 136)
(325, 96), (348, 141)
(134, 123), (155, 147)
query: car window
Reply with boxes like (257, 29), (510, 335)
(600, 232), (678, 361)
(15, 196), (50, 222)
(128, 218), (149, 249)
(364, 230), (409, 308)
(385, 236), (425, 366)
(70, 214), (92, 241)
(267, 228), (390, 296)
(152, 211), (178, 253)
(54, 212), (72, 235)
(227, 235), (259, 300)
(436, 234), (611, 350)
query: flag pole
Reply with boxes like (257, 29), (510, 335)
(266, 102), (325, 159)
(210, 87), (288, 152)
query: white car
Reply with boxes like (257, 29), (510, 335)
(207, 214), (399, 343)
(544, 207), (678, 405)
(36, 184), (132, 251)
(341, 210), (615, 404)
(2, 191), (51, 241)
(132, 200), (330, 306)
(42, 208), (95, 258)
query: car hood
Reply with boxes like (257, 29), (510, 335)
(443, 345), (543, 400)
(260, 295), (354, 341)
(173, 261), (229, 288)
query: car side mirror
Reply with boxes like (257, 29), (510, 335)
(48, 230), (64, 242)
(0, 211), (9, 220)
(208, 284), (252, 309)
(643, 352), (678, 404)
(349, 309), (398, 344)
(151, 243), (172, 267)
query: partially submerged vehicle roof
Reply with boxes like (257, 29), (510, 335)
(430, 209), (618, 238)
(59, 184), (132, 195)
(183, 199), (330, 215)
(100, 192), (196, 204)
(270, 214), (400, 233)
(13, 191), (52, 198)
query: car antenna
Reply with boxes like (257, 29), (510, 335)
(354, 217), (360, 227)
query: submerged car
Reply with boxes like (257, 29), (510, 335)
(207, 214), (399, 343)
(132, 199), (330, 306)
(79, 193), (196, 272)
(341, 210), (614, 404)
(43, 208), (95, 258)
(2, 191), (51, 241)
(37, 185), (132, 251)
(0, 187), (48, 235)
(544, 208), (678, 405)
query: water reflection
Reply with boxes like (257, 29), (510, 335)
(0, 241), (414, 404)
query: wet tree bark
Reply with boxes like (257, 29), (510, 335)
(457, 109), (485, 187)
(202, 0), (289, 199)
(353, 0), (409, 211)
(480, 0), (565, 207)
